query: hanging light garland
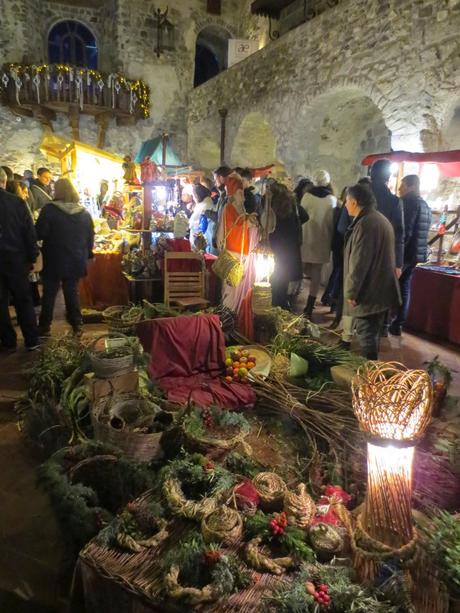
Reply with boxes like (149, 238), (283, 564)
(0, 63), (151, 119)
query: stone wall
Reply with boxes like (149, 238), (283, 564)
(188, 0), (460, 189)
(0, 0), (268, 170)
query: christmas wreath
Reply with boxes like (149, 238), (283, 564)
(182, 406), (251, 459)
(161, 452), (236, 520)
(162, 534), (250, 605)
(244, 510), (315, 575)
(97, 496), (168, 553)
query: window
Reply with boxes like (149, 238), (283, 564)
(193, 26), (230, 87)
(48, 21), (98, 69)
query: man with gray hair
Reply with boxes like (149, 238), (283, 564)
(0, 167), (40, 351)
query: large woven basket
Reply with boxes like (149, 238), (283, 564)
(89, 333), (135, 379)
(91, 392), (164, 462)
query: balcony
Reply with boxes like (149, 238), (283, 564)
(0, 63), (150, 147)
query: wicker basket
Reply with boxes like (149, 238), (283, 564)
(183, 423), (251, 461)
(91, 392), (164, 462)
(89, 333), (135, 379)
(103, 305), (143, 335)
(252, 282), (272, 315)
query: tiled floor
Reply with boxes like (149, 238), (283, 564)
(0, 288), (459, 612)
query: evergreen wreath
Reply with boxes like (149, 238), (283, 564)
(244, 510), (315, 574)
(160, 452), (236, 520)
(97, 497), (168, 553)
(162, 533), (250, 605)
(182, 406), (251, 456)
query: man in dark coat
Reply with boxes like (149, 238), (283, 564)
(343, 184), (401, 359)
(30, 167), (53, 212)
(0, 168), (40, 350)
(36, 178), (94, 336)
(389, 174), (432, 335)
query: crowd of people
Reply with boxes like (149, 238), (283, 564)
(0, 166), (94, 351)
(204, 161), (431, 359)
(0, 159), (431, 360)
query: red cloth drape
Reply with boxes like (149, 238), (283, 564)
(137, 314), (256, 408)
(406, 267), (460, 344)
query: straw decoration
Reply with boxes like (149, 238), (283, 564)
(253, 472), (287, 510)
(201, 505), (243, 545)
(283, 484), (316, 529)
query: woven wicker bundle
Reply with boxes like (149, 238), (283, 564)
(103, 305), (143, 335)
(253, 472), (287, 511)
(117, 518), (169, 553)
(201, 505), (243, 545)
(245, 537), (295, 575)
(164, 565), (217, 605)
(162, 477), (219, 520)
(252, 282), (272, 315)
(283, 483), (316, 529)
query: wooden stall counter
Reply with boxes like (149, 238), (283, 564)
(80, 253), (129, 309)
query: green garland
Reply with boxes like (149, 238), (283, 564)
(419, 511), (460, 594)
(245, 510), (315, 563)
(39, 442), (156, 548)
(225, 451), (264, 479)
(265, 566), (403, 612)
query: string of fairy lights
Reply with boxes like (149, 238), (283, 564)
(1, 62), (150, 118)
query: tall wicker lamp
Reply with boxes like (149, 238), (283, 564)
(351, 361), (433, 582)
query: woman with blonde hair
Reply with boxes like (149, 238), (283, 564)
(36, 178), (94, 336)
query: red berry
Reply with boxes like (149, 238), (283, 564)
(314, 591), (320, 599)
(319, 584), (328, 593)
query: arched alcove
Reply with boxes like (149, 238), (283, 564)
(442, 101), (460, 149)
(48, 20), (98, 69)
(230, 111), (278, 167)
(286, 89), (391, 189)
(194, 25), (231, 87)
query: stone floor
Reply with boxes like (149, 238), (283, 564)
(0, 290), (459, 612)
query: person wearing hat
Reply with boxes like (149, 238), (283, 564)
(300, 169), (336, 319)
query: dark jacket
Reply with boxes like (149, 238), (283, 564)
(244, 187), (261, 215)
(30, 180), (52, 211)
(343, 207), (401, 317)
(269, 209), (303, 283)
(371, 182), (405, 268)
(0, 187), (39, 266)
(402, 193), (432, 265)
(36, 201), (94, 279)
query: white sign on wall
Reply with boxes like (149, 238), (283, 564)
(228, 39), (259, 67)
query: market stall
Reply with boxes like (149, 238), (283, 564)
(40, 134), (142, 308)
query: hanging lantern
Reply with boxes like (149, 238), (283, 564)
(351, 361), (432, 582)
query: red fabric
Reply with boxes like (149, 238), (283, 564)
(79, 253), (129, 309)
(237, 286), (254, 340)
(137, 314), (256, 408)
(406, 267), (460, 344)
(222, 201), (250, 256)
(361, 150), (460, 178)
(161, 239), (192, 273)
(234, 479), (260, 511)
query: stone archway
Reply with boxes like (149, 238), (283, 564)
(194, 25), (232, 87)
(284, 88), (391, 190)
(230, 111), (278, 168)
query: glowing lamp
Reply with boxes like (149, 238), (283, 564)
(351, 362), (433, 581)
(254, 245), (275, 284)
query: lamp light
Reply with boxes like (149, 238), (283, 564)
(351, 361), (433, 582)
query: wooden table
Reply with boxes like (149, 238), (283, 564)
(80, 253), (129, 309)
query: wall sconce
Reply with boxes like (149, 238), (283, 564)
(154, 7), (175, 57)
(351, 362), (433, 582)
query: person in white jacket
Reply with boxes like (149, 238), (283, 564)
(300, 169), (337, 319)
